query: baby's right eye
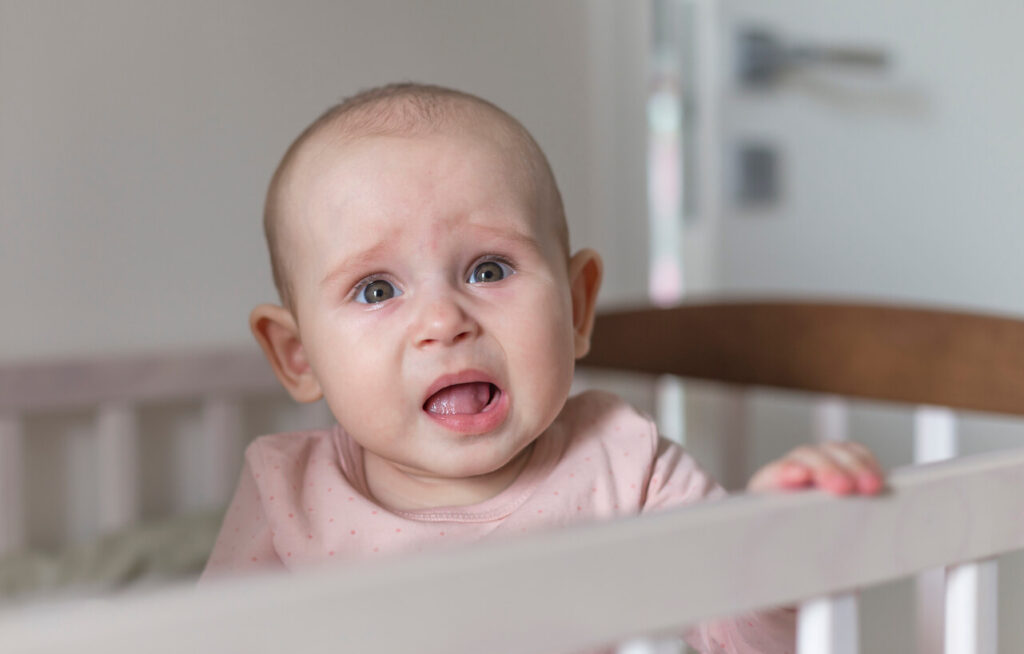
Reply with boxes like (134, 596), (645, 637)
(355, 279), (402, 304)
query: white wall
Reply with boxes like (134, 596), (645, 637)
(704, 0), (1024, 315)
(0, 0), (654, 554)
(0, 0), (649, 363)
(686, 3), (1024, 651)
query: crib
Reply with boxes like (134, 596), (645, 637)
(2, 299), (1023, 654)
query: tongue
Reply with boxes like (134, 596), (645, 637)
(426, 382), (493, 415)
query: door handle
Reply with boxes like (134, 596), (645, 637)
(738, 28), (889, 86)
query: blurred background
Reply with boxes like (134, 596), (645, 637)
(2, 0), (1022, 650)
(4, 0), (1023, 361)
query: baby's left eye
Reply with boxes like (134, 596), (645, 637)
(468, 260), (513, 284)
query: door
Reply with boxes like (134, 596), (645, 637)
(696, 0), (1024, 316)
(689, 2), (1024, 653)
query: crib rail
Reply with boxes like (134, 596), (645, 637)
(584, 302), (1024, 417)
(0, 348), (280, 551)
(3, 446), (1022, 654)
(0, 348), (277, 413)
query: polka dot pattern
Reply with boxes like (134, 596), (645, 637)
(205, 391), (749, 642)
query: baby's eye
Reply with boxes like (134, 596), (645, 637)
(355, 279), (401, 304)
(468, 260), (513, 284)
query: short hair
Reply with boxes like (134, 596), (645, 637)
(263, 82), (568, 311)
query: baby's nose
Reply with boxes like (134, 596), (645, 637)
(412, 294), (478, 348)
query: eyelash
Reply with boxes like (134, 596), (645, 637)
(349, 255), (517, 305)
(351, 273), (401, 305)
(467, 255), (516, 283)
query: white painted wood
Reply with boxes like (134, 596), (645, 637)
(0, 415), (26, 552)
(197, 396), (245, 510)
(95, 402), (139, 534)
(0, 348), (279, 413)
(945, 559), (998, 654)
(798, 593), (859, 654)
(617, 636), (685, 654)
(655, 375), (686, 446)
(4, 447), (1024, 654)
(915, 406), (958, 464)
(65, 420), (97, 545)
(918, 568), (947, 654)
(718, 388), (750, 491)
(914, 406), (958, 654)
(814, 396), (849, 443)
(652, 381), (687, 654)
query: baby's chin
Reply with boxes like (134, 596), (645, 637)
(422, 438), (538, 481)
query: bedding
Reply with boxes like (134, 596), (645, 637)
(0, 509), (221, 603)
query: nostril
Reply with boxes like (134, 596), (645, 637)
(413, 302), (477, 347)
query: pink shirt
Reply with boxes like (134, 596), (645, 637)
(202, 390), (795, 653)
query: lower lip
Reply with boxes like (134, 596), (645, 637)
(424, 389), (510, 435)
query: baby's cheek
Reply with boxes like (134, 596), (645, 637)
(527, 323), (576, 402)
(322, 361), (390, 429)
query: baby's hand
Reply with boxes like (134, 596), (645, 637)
(746, 442), (885, 495)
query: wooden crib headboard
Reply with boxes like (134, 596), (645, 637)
(582, 300), (1024, 417)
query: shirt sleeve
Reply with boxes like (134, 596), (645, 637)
(643, 437), (797, 654)
(198, 444), (284, 583)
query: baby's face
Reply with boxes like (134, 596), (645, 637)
(280, 126), (589, 482)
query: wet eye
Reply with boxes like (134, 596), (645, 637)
(356, 279), (401, 304)
(468, 260), (513, 284)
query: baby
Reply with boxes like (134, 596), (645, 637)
(202, 83), (884, 652)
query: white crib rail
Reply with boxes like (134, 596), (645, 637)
(3, 446), (1022, 654)
(0, 349), (279, 552)
(0, 416), (25, 552)
(0, 349), (278, 414)
(95, 402), (139, 534)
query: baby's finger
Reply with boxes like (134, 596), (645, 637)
(826, 442), (885, 494)
(746, 459), (812, 492)
(835, 442), (885, 475)
(784, 445), (857, 495)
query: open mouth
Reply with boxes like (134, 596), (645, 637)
(421, 371), (509, 434)
(423, 382), (500, 416)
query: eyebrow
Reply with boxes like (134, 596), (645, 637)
(318, 225), (545, 291)
(319, 240), (395, 290)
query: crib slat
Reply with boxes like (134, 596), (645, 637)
(96, 402), (139, 533)
(915, 407), (957, 465)
(4, 447), (1024, 654)
(655, 375), (686, 446)
(798, 593), (859, 654)
(718, 389), (749, 491)
(945, 559), (998, 654)
(814, 396), (849, 443)
(198, 396), (245, 510)
(914, 406), (958, 654)
(0, 415), (26, 552)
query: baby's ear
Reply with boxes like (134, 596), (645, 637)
(568, 249), (603, 358)
(249, 304), (323, 403)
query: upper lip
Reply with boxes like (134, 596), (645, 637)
(422, 369), (501, 407)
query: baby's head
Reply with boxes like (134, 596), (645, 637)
(251, 83), (602, 499)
